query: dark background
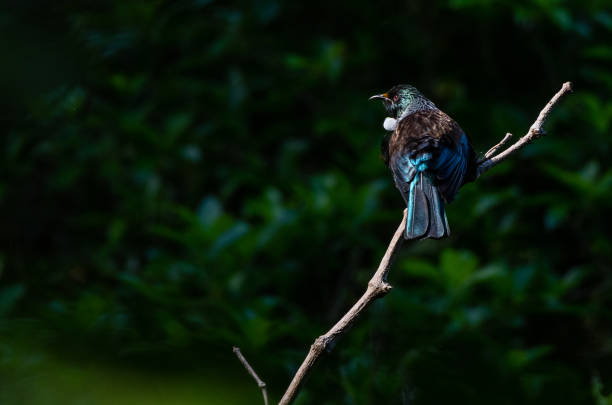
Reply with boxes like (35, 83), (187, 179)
(1, 1), (612, 404)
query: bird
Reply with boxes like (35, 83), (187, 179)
(370, 84), (477, 240)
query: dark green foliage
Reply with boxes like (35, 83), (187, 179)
(1, 0), (612, 403)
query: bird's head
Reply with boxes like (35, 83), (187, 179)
(369, 84), (430, 119)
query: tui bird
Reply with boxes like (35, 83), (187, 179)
(370, 85), (477, 240)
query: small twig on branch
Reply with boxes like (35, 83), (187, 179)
(480, 132), (513, 162)
(476, 82), (573, 177)
(233, 346), (269, 405)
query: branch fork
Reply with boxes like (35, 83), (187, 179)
(476, 81), (573, 177)
(234, 82), (573, 405)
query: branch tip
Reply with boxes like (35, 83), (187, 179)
(477, 82), (572, 177)
(233, 346), (269, 405)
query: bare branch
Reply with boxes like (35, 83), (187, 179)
(278, 210), (407, 405)
(476, 82), (573, 177)
(233, 346), (269, 405)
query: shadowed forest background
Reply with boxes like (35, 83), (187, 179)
(1, 1), (612, 404)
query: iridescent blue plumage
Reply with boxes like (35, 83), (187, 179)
(371, 85), (477, 240)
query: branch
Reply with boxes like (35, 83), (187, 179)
(476, 81), (573, 177)
(238, 82), (572, 405)
(277, 210), (407, 405)
(233, 346), (269, 405)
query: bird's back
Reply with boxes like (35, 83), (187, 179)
(389, 108), (476, 203)
(389, 109), (466, 158)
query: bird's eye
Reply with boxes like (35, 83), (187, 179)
(393, 95), (399, 102)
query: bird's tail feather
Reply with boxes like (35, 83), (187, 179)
(405, 173), (450, 240)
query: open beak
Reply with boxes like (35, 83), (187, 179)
(369, 92), (390, 101)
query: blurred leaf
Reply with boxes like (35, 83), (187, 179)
(0, 284), (25, 316)
(440, 249), (479, 292)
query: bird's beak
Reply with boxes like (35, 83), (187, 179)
(369, 92), (390, 101)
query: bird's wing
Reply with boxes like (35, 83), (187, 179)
(432, 133), (471, 202)
(389, 152), (417, 204)
(392, 109), (473, 203)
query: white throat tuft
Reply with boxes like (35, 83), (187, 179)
(383, 117), (397, 131)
